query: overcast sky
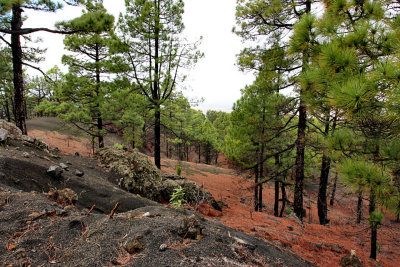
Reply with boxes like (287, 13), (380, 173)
(23, 0), (254, 112)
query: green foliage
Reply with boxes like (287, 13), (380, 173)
(113, 143), (124, 150)
(169, 186), (186, 209)
(368, 211), (383, 229)
(176, 166), (182, 176)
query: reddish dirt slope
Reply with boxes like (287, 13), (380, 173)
(29, 129), (400, 267)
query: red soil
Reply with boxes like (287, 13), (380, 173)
(29, 129), (400, 267)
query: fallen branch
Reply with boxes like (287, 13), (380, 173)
(31, 210), (56, 221)
(86, 204), (95, 217)
(109, 202), (121, 219)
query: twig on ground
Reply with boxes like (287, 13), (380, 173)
(86, 204), (95, 217)
(109, 201), (121, 219)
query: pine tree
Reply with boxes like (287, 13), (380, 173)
(0, 0), (111, 134)
(116, 0), (202, 169)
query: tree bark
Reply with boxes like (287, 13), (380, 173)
(258, 143), (264, 212)
(318, 154), (331, 225)
(11, 4), (27, 134)
(274, 180), (280, 216)
(274, 155), (280, 217)
(294, 101), (306, 220)
(369, 189), (377, 260)
(330, 170), (338, 206)
(95, 43), (104, 149)
(357, 189), (363, 224)
(254, 146), (259, 211)
(279, 182), (287, 217)
(154, 107), (161, 169)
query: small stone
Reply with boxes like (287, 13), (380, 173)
(47, 165), (63, 179)
(74, 169), (84, 177)
(159, 244), (168, 251)
(22, 152), (30, 158)
(142, 212), (151, 217)
(59, 163), (69, 171)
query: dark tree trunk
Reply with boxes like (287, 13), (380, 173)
(369, 189), (377, 260)
(279, 182), (287, 217)
(11, 4), (27, 134)
(357, 189), (363, 224)
(330, 170), (338, 206)
(97, 116), (104, 148)
(318, 112), (337, 224)
(293, 0), (312, 222)
(318, 154), (331, 225)
(274, 181), (280, 216)
(274, 155), (280, 217)
(95, 43), (104, 149)
(294, 101), (307, 220)
(258, 143), (264, 212)
(198, 144), (201, 163)
(254, 146), (259, 211)
(154, 107), (161, 169)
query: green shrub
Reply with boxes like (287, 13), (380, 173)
(113, 143), (124, 149)
(170, 186), (186, 209)
(176, 165), (182, 176)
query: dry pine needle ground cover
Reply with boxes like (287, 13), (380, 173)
(28, 129), (400, 267)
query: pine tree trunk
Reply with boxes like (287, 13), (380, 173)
(254, 147), (259, 211)
(357, 189), (363, 224)
(198, 144), (201, 163)
(274, 180), (280, 216)
(293, 0), (311, 222)
(254, 171), (259, 211)
(369, 189), (377, 260)
(318, 154), (331, 225)
(258, 143), (264, 212)
(154, 107), (161, 169)
(274, 155), (280, 217)
(97, 116), (104, 148)
(280, 182), (287, 217)
(11, 4), (27, 134)
(330, 171), (338, 206)
(294, 101), (306, 220)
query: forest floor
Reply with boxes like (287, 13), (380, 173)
(26, 118), (400, 267)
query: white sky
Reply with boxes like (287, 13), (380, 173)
(23, 0), (254, 112)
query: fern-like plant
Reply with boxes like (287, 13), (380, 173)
(170, 186), (186, 209)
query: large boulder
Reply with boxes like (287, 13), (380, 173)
(96, 147), (163, 201)
(0, 119), (48, 150)
(97, 148), (220, 208)
(0, 120), (22, 138)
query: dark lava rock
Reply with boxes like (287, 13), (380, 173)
(47, 165), (63, 179)
(74, 169), (84, 177)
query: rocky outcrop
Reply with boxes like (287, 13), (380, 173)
(96, 147), (163, 201)
(0, 119), (48, 151)
(96, 148), (219, 208)
(0, 119), (22, 137)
